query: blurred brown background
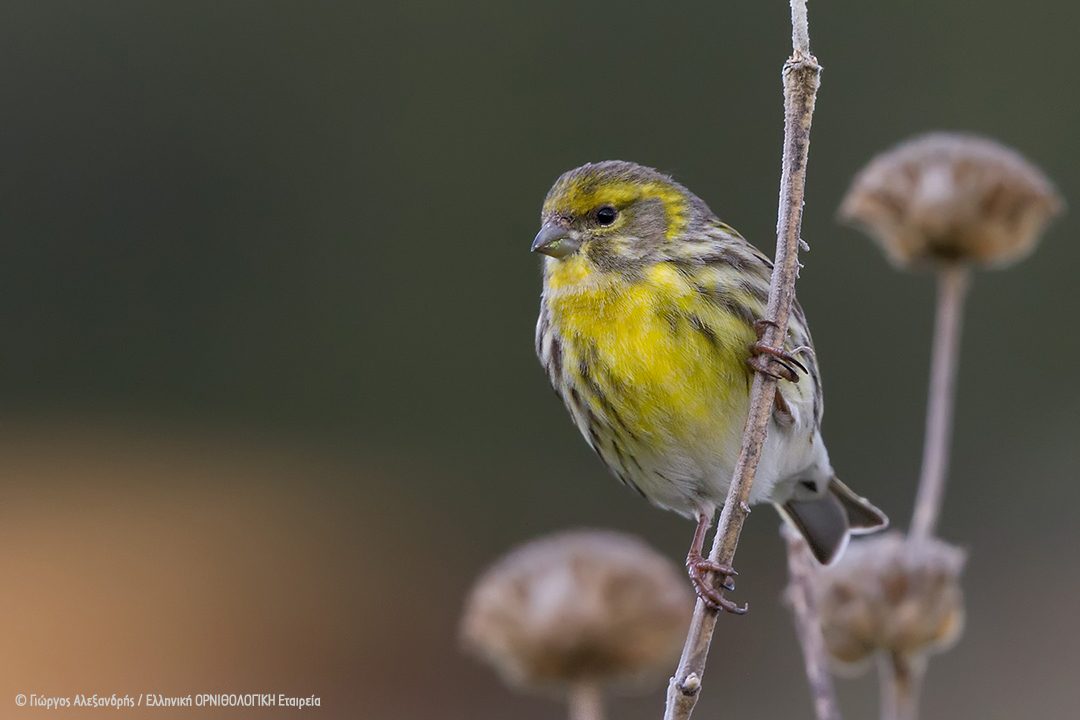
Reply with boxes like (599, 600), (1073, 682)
(0, 1), (1077, 718)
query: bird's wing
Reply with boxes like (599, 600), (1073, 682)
(780, 297), (824, 432)
(675, 228), (823, 434)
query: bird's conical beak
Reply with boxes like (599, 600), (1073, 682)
(531, 222), (580, 258)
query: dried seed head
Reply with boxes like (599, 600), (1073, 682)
(812, 533), (966, 668)
(839, 132), (1062, 269)
(460, 530), (692, 694)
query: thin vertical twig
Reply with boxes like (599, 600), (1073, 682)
(877, 652), (926, 720)
(909, 264), (970, 540)
(663, 2), (821, 718)
(783, 527), (842, 720)
(892, 249), (969, 720)
(568, 682), (605, 720)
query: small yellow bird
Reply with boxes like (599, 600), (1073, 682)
(533, 161), (887, 611)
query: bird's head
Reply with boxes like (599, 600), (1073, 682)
(532, 161), (710, 271)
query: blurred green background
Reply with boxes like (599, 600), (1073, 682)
(0, 1), (1076, 718)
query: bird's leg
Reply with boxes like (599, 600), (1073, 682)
(686, 513), (748, 615)
(748, 319), (806, 382)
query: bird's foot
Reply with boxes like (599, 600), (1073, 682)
(747, 319), (806, 382)
(686, 552), (748, 615)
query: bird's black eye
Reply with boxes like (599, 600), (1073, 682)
(596, 206), (618, 226)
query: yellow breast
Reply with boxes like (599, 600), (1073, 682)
(544, 258), (755, 445)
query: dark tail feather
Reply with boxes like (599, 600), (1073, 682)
(778, 478), (889, 565)
(831, 477), (890, 534)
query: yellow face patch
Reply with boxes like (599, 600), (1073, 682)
(544, 178), (690, 240)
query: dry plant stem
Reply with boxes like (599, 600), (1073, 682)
(877, 652), (926, 720)
(783, 527), (842, 720)
(910, 264), (970, 540)
(890, 251), (968, 720)
(663, 2), (821, 718)
(568, 682), (605, 720)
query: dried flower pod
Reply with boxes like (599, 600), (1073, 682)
(460, 530), (692, 696)
(811, 533), (965, 668)
(839, 132), (1062, 269)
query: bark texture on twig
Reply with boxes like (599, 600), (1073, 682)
(783, 527), (842, 720)
(909, 265), (969, 540)
(662, 2), (821, 718)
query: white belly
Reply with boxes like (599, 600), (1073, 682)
(615, 420), (834, 519)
